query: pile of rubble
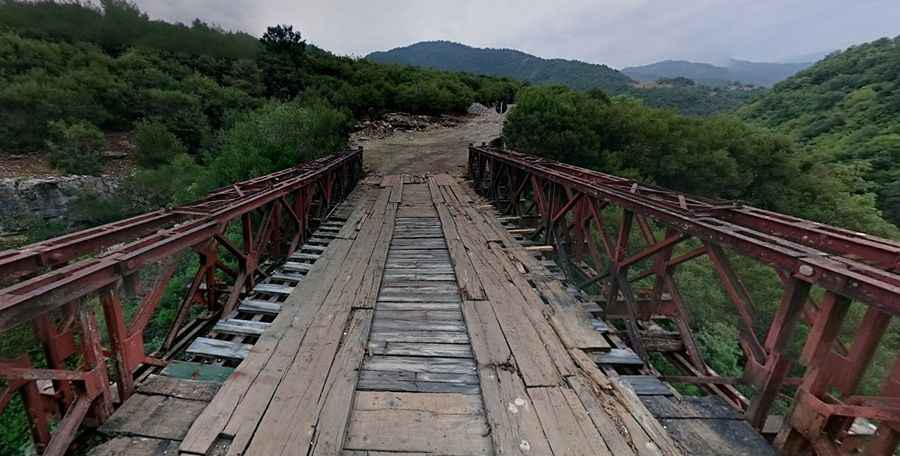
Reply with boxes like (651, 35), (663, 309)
(467, 102), (490, 114)
(352, 112), (461, 141)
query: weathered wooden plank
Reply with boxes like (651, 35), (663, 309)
(101, 394), (207, 441)
(388, 175), (403, 203)
(660, 418), (774, 456)
(642, 396), (742, 420)
(345, 409), (491, 454)
(309, 309), (374, 456)
(537, 279), (611, 350)
(378, 280), (457, 290)
(528, 386), (612, 456)
(396, 205), (438, 218)
(620, 375), (674, 396)
(478, 366), (553, 455)
(354, 391), (482, 414)
(357, 370), (480, 394)
(369, 329), (469, 344)
(375, 309), (463, 321)
(376, 292), (460, 303)
(213, 319), (270, 337)
(363, 355), (476, 375)
(373, 318), (466, 332)
(160, 360), (234, 383)
(186, 337), (251, 360)
(374, 301), (460, 311)
(372, 342), (473, 358)
(432, 183), (485, 300)
(484, 244), (577, 378)
(593, 348), (644, 367)
(382, 272), (456, 282)
(137, 375), (220, 402)
(460, 300), (511, 366)
(237, 299), (282, 316)
(566, 375), (636, 456)
(87, 436), (179, 456)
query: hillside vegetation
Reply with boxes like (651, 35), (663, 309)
(369, 41), (761, 116)
(624, 59), (814, 87)
(741, 36), (900, 226)
(368, 40), (633, 93)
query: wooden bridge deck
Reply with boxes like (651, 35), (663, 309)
(91, 174), (771, 456)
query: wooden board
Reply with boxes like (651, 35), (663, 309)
(478, 366), (553, 455)
(460, 300), (511, 366)
(660, 418), (775, 456)
(160, 360), (234, 383)
(642, 396), (742, 420)
(309, 309), (374, 455)
(345, 409), (491, 454)
(620, 375), (674, 396)
(529, 386), (613, 456)
(137, 375), (220, 402)
(101, 394), (207, 440)
(87, 436), (179, 456)
(353, 391), (482, 414)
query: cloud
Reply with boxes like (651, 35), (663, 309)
(132, 0), (900, 67)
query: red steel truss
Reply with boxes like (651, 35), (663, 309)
(469, 145), (900, 454)
(0, 148), (362, 455)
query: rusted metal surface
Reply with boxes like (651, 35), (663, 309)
(469, 145), (900, 455)
(0, 148), (362, 455)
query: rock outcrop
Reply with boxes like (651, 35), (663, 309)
(0, 175), (120, 231)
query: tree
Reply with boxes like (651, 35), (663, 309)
(258, 25), (307, 99)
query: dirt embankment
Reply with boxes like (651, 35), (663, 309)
(353, 110), (505, 177)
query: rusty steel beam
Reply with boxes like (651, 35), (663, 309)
(470, 146), (900, 312)
(470, 145), (900, 455)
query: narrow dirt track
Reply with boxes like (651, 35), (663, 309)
(356, 110), (505, 177)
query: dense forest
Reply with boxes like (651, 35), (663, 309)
(623, 58), (815, 87)
(368, 40), (764, 116)
(741, 36), (900, 227)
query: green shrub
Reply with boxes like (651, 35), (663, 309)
(197, 100), (351, 193)
(46, 120), (105, 175)
(134, 120), (186, 168)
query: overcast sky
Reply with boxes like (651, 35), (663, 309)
(132, 0), (900, 68)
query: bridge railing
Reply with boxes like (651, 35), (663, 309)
(0, 148), (362, 455)
(469, 145), (900, 454)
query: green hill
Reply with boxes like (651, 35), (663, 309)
(741, 36), (900, 226)
(368, 41), (761, 116)
(624, 59), (814, 87)
(367, 41), (634, 93)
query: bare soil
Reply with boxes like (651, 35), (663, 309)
(355, 110), (505, 177)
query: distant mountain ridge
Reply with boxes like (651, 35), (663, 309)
(623, 59), (815, 87)
(367, 41), (634, 93)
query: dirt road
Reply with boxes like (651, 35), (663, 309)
(356, 110), (505, 177)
